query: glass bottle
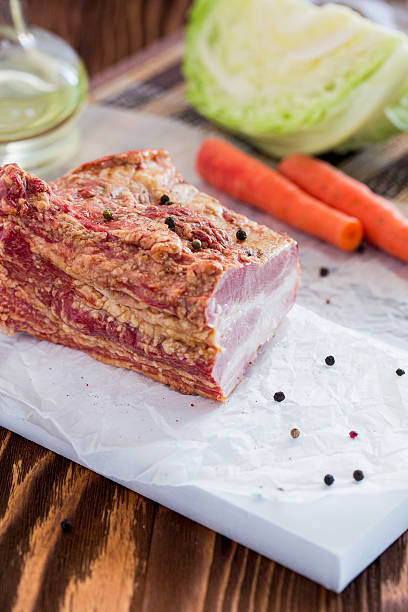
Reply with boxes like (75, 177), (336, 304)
(0, 0), (88, 175)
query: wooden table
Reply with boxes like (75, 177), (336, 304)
(1, 2), (407, 610)
(26, 0), (192, 77)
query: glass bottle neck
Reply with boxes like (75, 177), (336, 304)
(0, 0), (32, 47)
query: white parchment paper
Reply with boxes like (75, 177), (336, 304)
(0, 106), (407, 505)
(0, 304), (407, 502)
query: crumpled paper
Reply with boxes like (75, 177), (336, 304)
(0, 103), (407, 504)
(0, 303), (407, 502)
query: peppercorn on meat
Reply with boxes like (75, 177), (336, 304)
(0, 150), (299, 400)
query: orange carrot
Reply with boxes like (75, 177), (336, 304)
(279, 154), (408, 263)
(196, 139), (363, 251)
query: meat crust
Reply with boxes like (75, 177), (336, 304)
(0, 149), (299, 400)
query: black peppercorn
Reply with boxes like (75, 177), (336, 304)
(324, 474), (334, 486)
(353, 469), (364, 482)
(61, 519), (72, 532)
(236, 229), (247, 241)
(320, 267), (329, 277)
(396, 368), (405, 376)
(191, 239), (202, 252)
(356, 243), (365, 254)
(160, 194), (170, 204)
(103, 208), (113, 221)
(165, 216), (176, 229)
(325, 355), (335, 366)
(274, 391), (285, 402)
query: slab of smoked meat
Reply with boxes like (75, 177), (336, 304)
(0, 150), (299, 400)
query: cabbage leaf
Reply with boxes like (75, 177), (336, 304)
(184, 0), (408, 156)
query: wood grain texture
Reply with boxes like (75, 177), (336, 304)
(26, 0), (192, 76)
(1, 1), (408, 610)
(0, 429), (407, 612)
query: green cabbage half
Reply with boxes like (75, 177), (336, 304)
(183, 0), (408, 156)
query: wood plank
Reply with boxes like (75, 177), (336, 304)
(0, 431), (156, 612)
(142, 506), (216, 612)
(26, 0), (192, 76)
(0, 429), (407, 609)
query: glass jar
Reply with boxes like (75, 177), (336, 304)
(0, 0), (88, 175)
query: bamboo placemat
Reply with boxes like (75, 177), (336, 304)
(91, 30), (408, 207)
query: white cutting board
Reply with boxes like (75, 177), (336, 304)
(1, 105), (407, 593)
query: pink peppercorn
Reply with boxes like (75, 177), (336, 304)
(349, 430), (358, 439)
